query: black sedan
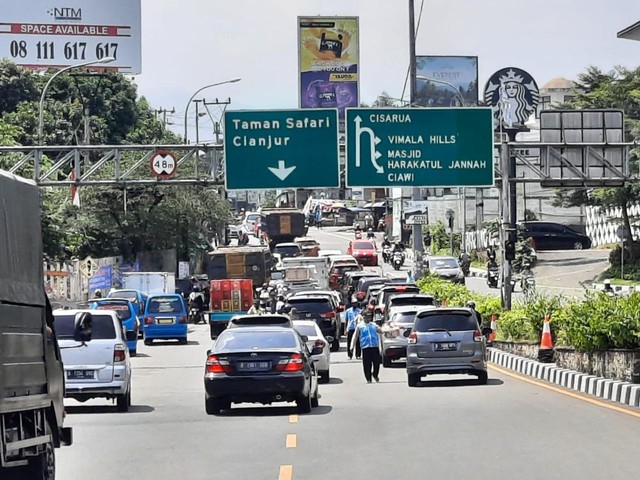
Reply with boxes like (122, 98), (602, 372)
(204, 326), (319, 415)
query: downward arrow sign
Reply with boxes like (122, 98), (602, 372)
(268, 160), (296, 181)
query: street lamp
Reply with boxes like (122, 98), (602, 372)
(38, 56), (116, 146)
(416, 75), (466, 107)
(183, 78), (241, 144)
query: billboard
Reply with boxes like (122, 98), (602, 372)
(298, 16), (359, 119)
(403, 200), (429, 225)
(0, 0), (142, 74)
(415, 56), (478, 107)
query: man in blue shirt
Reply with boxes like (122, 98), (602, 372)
(351, 309), (383, 383)
(344, 301), (361, 360)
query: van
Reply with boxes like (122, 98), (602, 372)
(282, 257), (330, 290)
(143, 294), (188, 345)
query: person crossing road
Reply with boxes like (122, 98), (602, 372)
(351, 309), (383, 383)
(345, 301), (361, 360)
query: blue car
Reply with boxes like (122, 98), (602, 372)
(143, 294), (188, 345)
(90, 298), (140, 356)
(107, 289), (148, 317)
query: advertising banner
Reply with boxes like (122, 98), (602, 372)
(0, 0), (142, 73)
(403, 200), (429, 225)
(415, 56), (478, 107)
(298, 16), (359, 119)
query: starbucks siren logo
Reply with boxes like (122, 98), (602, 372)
(484, 68), (539, 128)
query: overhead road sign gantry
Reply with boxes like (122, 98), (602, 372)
(224, 109), (340, 190)
(345, 107), (494, 188)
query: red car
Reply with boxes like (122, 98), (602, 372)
(347, 240), (379, 266)
(329, 262), (362, 290)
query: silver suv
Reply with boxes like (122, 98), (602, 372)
(406, 308), (491, 386)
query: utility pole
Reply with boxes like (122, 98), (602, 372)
(500, 141), (513, 310)
(408, 0), (424, 278)
(194, 100), (203, 144)
(203, 98), (232, 142)
(155, 108), (175, 129)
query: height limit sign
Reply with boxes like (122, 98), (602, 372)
(151, 150), (177, 178)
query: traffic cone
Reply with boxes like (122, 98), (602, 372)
(489, 314), (497, 342)
(441, 300), (448, 307)
(538, 315), (554, 363)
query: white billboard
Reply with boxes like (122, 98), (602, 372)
(0, 0), (141, 74)
(403, 200), (429, 225)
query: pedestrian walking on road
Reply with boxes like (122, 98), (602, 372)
(351, 309), (383, 383)
(345, 301), (362, 359)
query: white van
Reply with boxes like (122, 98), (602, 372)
(282, 257), (331, 290)
(54, 310), (133, 412)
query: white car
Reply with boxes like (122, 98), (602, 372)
(54, 309), (133, 412)
(292, 320), (332, 384)
(318, 250), (343, 258)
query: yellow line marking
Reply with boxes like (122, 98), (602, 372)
(489, 363), (640, 419)
(278, 465), (293, 480)
(288, 414), (298, 424)
(286, 434), (297, 449)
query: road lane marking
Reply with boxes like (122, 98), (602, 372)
(286, 434), (297, 448)
(489, 364), (640, 419)
(278, 465), (293, 480)
(289, 414), (298, 423)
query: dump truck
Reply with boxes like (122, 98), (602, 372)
(205, 246), (272, 337)
(262, 208), (307, 248)
(0, 170), (90, 479)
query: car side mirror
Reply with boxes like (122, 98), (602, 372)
(300, 335), (309, 343)
(125, 330), (138, 342)
(481, 327), (493, 337)
(74, 312), (93, 343)
(311, 347), (323, 356)
(206, 349), (212, 355)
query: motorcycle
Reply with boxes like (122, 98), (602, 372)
(460, 259), (471, 277)
(392, 251), (405, 271)
(520, 262), (536, 298)
(487, 263), (499, 289)
(188, 305), (204, 324)
(382, 245), (393, 263)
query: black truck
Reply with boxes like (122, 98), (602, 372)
(0, 170), (90, 479)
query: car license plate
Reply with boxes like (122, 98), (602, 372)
(156, 318), (174, 325)
(434, 342), (457, 351)
(237, 361), (270, 371)
(67, 370), (94, 380)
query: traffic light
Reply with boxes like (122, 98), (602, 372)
(505, 240), (516, 261)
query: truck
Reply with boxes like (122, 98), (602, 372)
(121, 272), (176, 295)
(262, 208), (307, 248)
(281, 257), (331, 290)
(0, 170), (91, 479)
(205, 246), (272, 338)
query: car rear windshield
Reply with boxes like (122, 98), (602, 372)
(390, 296), (435, 308)
(147, 297), (184, 314)
(414, 313), (478, 332)
(108, 290), (138, 302)
(429, 258), (459, 269)
(380, 288), (420, 304)
(357, 278), (386, 291)
(216, 330), (298, 351)
(353, 241), (374, 249)
(55, 314), (117, 340)
(94, 302), (132, 321)
(390, 311), (418, 324)
(287, 298), (332, 313)
(293, 324), (319, 338)
(334, 265), (360, 275)
(275, 245), (300, 256)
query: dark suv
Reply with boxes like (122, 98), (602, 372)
(287, 296), (340, 351)
(520, 222), (591, 250)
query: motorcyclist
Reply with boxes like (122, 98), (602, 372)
(367, 227), (375, 239)
(486, 246), (498, 268)
(459, 251), (471, 276)
(466, 300), (482, 327)
(382, 236), (392, 249)
(393, 242), (405, 253)
(188, 289), (206, 323)
(247, 300), (264, 315)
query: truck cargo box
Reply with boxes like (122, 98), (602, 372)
(210, 279), (253, 313)
(263, 208), (306, 244)
(207, 246), (272, 286)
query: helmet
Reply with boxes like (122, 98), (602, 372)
(466, 301), (476, 309)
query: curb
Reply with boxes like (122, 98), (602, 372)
(488, 348), (640, 408)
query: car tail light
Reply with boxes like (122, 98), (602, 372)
(144, 316), (154, 325)
(407, 332), (417, 344)
(206, 354), (231, 374)
(320, 311), (335, 319)
(356, 292), (365, 300)
(474, 330), (483, 342)
(314, 339), (325, 349)
(275, 353), (304, 372)
(114, 344), (126, 362)
(178, 316), (187, 324)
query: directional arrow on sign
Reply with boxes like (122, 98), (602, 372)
(268, 160), (297, 181)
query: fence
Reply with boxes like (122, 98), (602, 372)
(585, 204), (640, 247)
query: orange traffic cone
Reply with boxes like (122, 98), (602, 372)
(489, 314), (497, 342)
(538, 315), (554, 363)
(441, 300), (448, 307)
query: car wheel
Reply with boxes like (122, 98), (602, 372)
(178, 337), (188, 345)
(205, 396), (223, 415)
(144, 338), (153, 346)
(311, 386), (319, 408)
(407, 373), (420, 387)
(477, 371), (488, 385)
(573, 241), (584, 250)
(319, 370), (330, 384)
(382, 355), (392, 368)
(331, 337), (340, 352)
(296, 391), (312, 414)
(117, 391), (130, 412)
(26, 427), (55, 480)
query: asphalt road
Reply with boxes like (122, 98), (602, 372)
(56, 228), (640, 479)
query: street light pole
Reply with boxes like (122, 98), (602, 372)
(183, 78), (241, 144)
(38, 56), (115, 146)
(408, 0), (424, 279)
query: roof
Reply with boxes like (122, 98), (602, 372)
(53, 308), (118, 318)
(416, 307), (472, 316)
(541, 77), (575, 90)
(275, 242), (300, 247)
(618, 20), (640, 41)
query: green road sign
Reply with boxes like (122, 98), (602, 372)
(224, 109), (340, 190)
(345, 108), (494, 187)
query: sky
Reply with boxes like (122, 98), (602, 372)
(134, 0), (640, 142)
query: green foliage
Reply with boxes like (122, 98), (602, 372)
(427, 221), (460, 255)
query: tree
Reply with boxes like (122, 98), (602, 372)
(553, 66), (640, 250)
(373, 91), (400, 107)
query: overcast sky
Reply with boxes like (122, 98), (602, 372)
(135, 0), (640, 142)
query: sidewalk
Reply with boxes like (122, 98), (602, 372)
(489, 348), (640, 408)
